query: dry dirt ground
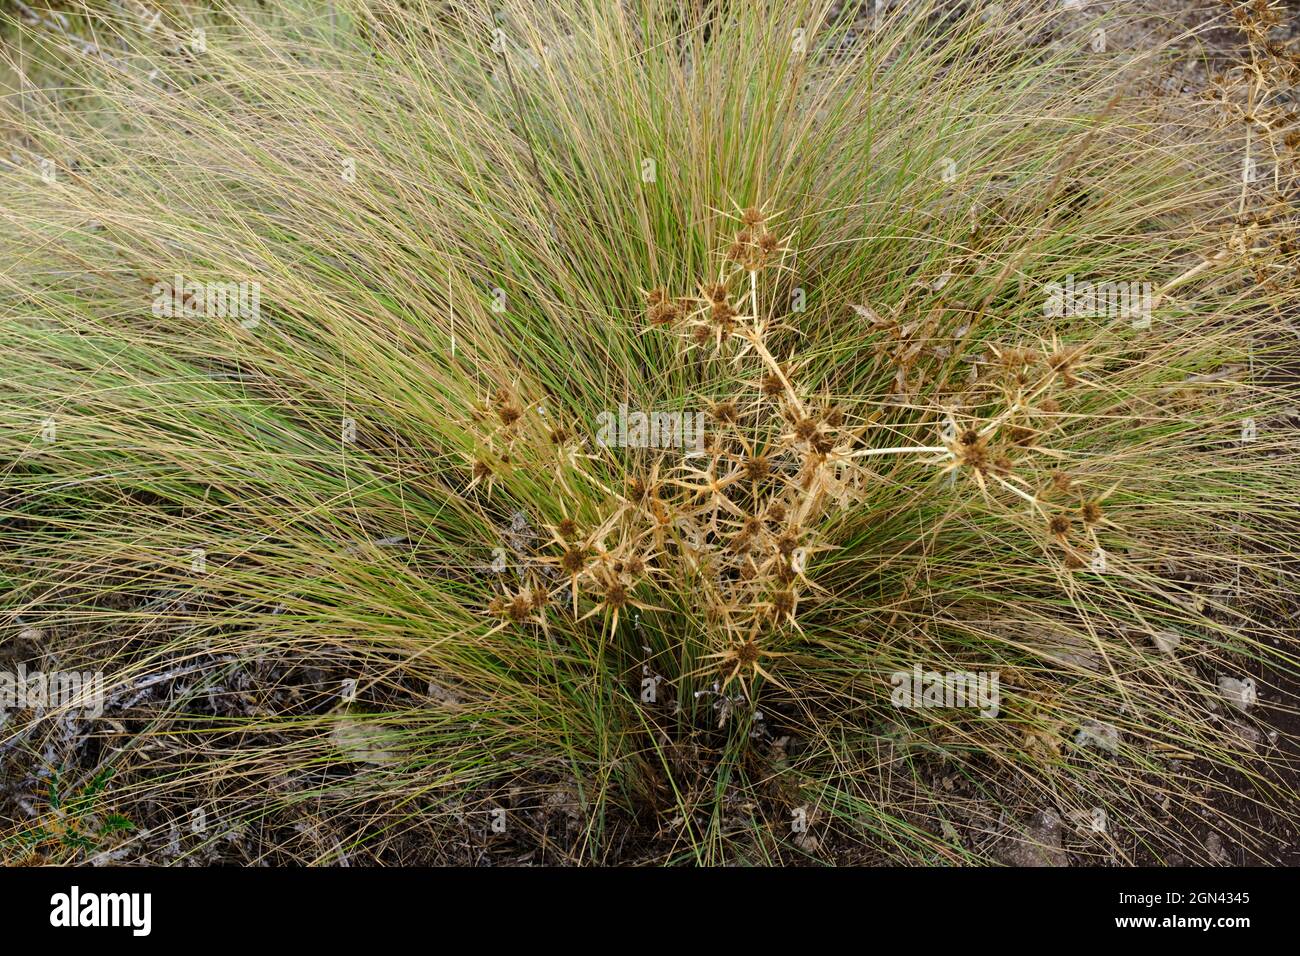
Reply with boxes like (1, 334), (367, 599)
(1, 0), (1297, 866)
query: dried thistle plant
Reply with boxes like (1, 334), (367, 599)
(1, 0), (1297, 867)
(468, 204), (1146, 703)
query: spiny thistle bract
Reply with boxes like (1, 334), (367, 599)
(0, 0), (1296, 865)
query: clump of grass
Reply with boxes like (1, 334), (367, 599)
(0, 0), (1297, 864)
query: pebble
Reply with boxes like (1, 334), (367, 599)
(995, 809), (1068, 867)
(1075, 719), (1120, 753)
(1217, 676), (1257, 713)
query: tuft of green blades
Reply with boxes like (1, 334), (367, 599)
(0, 0), (1296, 865)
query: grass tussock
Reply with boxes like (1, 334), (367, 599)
(0, 0), (1298, 865)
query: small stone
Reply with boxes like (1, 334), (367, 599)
(1152, 630), (1180, 655)
(1068, 807), (1108, 835)
(792, 830), (820, 853)
(1075, 719), (1120, 753)
(1206, 831), (1231, 864)
(995, 809), (1068, 867)
(1217, 676), (1257, 713)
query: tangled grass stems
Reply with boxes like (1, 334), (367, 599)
(0, 0), (1297, 864)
